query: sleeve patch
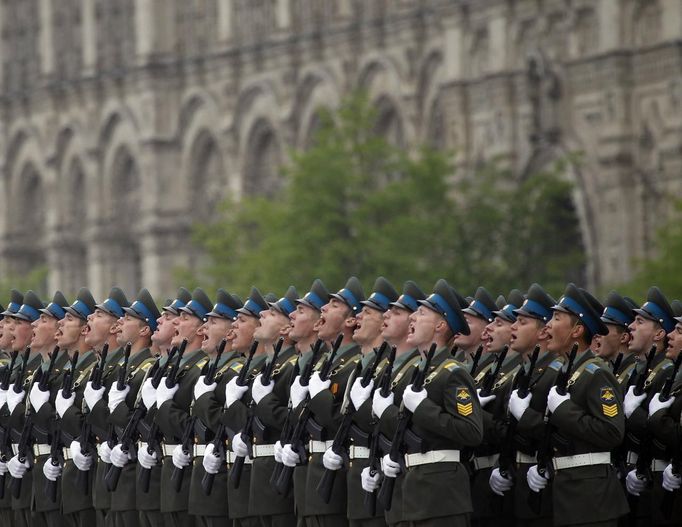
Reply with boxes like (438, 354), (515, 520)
(602, 404), (618, 417)
(600, 387), (616, 403)
(456, 387), (473, 416)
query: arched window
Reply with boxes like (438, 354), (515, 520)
(374, 97), (404, 149)
(53, 0), (83, 81)
(190, 132), (224, 222)
(96, 0), (135, 74)
(243, 120), (282, 197)
(470, 28), (489, 78)
(634, 1), (662, 47)
(176, 0), (218, 58)
(2, 0), (41, 94)
(574, 8), (598, 57)
(426, 96), (446, 150)
(232, 0), (276, 45)
(59, 160), (88, 291)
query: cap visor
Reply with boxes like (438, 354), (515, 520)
(492, 310), (514, 323)
(462, 307), (485, 319)
(359, 300), (385, 312)
(122, 306), (147, 323)
(64, 306), (87, 320)
(295, 298), (320, 312)
(389, 300), (411, 311)
(632, 308), (657, 323)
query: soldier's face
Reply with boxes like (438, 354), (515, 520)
(171, 311), (202, 347)
(593, 324), (627, 360)
(31, 314), (59, 350)
(289, 304), (320, 341)
(0, 319), (14, 350)
(152, 312), (177, 348)
(84, 309), (118, 348)
(231, 313), (259, 352)
(56, 313), (85, 349)
(510, 315), (542, 353)
(545, 311), (581, 354)
(666, 323), (682, 360)
(627, 315), (661, 355)
(453, 313), (486, 349)
(116, 314), (146, 348)
(255, 308), (290, 342)
(483, 317), (513, 353)
(10, 318), (33, 351)
(200, 316), (232, 354)
(406, 306), (439, 348)
(353, 306), (383, 347)
(381, 306), (410, 345)
(318, 299), (353, 341)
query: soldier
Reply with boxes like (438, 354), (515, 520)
(525, 284), (628, 526)
(0, 290), (23, 361)
(593, 292), (637, 388)
(455, 287), (497, 370)
(379, 278), (483, 526)
(281, 276), (366, 527)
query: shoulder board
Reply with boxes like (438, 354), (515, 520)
(330, 355), (361, 376)
(494, 364), (522, 390)
(195, 358), (209, 370)
(425, 359), (462, 384)
(474, 363), (494, 384)
(272, 355), (298, 377)
(585, 363), (600, 374)
(73, 361), (98, 388)
(567, 358), (603, 387)
(391, 355), (421, 388)
(129, 357), (156, 379)
(645, 359), (673, 388)
(549, 359), (563, 371)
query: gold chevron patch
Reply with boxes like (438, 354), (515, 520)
(602, 403), (618, 417)
(457, 402), (473, 416)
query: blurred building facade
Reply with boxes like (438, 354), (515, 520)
(0, 0), (681, 298)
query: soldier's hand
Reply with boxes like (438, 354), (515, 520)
(289, 375), (309, 408)
(7, 387), (25, 414)
(648, 392), (674, 416)
(361, 467), (381, 492)
(98, 442), (113, 464)
(274, 441), (284, 463)
(0, 460), (8, 475)
(251, 373), (274, 404)
(137, 445), (158, 469)
(489, 467), (513, 496)
(281, 444), (300, 467)
(403, 384), (427, 413)
(372, 389), (394, 418)
(156, 380), (179, 408)
(308, 372), (331, 399)
(194, 375), (216, 401)
(382, 454), (401, 478)
(322, 448), (343, 471)
(224, 377), (248, 408)
(624, 386), (646, 418)
(7, 455), (29, 479)
(141, 378), (157, 410)
(547, 386), (570, 413)
(0, 387), (7, 409)
(84, 381), (105, 411)
(42, 458), (62, 481)
(29, 383), (50, 412)
(171, 445), (192, 469)
(476, 388), (496, 408)
(55, 391), (75, 418)
(625, 469), (647, 496)
(70, 440), (93, 472)
(110, 444), (133, 468)
(107, 384), (130, 413)
(509, 389), (531, 420)
(231, 432), (249, 458)
(526, 465), (548, 492)
(202, 443), (224, 474)
(350, 377), (373, 410)
(663, 464), (682, 491)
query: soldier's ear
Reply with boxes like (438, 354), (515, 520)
(343, 316), (357, 329)
(537, 324), (550, 341)
(620, 330), (631, 346)
(652, 326), (667, 342)
(140, 325), (151, 338)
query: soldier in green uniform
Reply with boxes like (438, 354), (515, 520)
(281, 276), (366, 527)
(101, 289), (160, 527)
(378, 278), (484, 527)
(526, 284), (628, 527)
(491, 283), (557, 527)
(0, 290), (22, 361)
(456, 287), (497, 372)
(593, 292), (637, 388)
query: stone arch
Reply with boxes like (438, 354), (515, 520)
(373, 95), (405, 148)
(416, 49), (447, 148)
(292, 67), (342, 149)
(242, 118), (282, 197)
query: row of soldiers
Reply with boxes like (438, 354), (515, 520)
(0, 277), (680, 527)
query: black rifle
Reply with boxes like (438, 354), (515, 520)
(660, 353), (682, 518)
(529, 343), (578, 513)
(0, 349), (19, 499)
(611, 352), (624, 376)
(5, 348), (31, 499)
(274, 334), (343, 495)
(632, 345), (657, 396)
(204, 339), (226, 383)
(498, 346), (540, 480)
(363, 345), (397, 514)
(377, 343), (436, 510)
(469, 345), (484, 376)
(1, 350), (18, 390)
(11, 347), (31, 395)
(317, 342), (389, 502)
(231, 338), (284, 488)
(479, 346), (509, 397)
(45, 351), (78, 502)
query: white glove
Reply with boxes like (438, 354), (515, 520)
(663, 464), (682, 492)
(372, 390), (394, 418)
(308, 372), (331, 399)
(231, 432), (249, 458)
(224, 377), (248, 408)
(624, 386), (647, 419)
(322, 448), (343, 471)
(350, 378), (373, 410)
(55, 391), (75, 418)
(361, 466), (381, 492)
(29, 384), (50, 412)
(110, 444), (133, 468)
(251, 374), (275, 405)
(83, 381), (105, 411)
(489, 467), (513, 496)
(70, 440), (93, 471)
(98, 442), (113, 464)
(403, 384), (428, 413)
(527, 465), (548, 492)
(42, 458), (62, 481)
(194, 376), (216, 401)
(625, 469), (647, 496)
(137, 445), (157, 470)
(107, 384), (130, 413)
(0, 460), (7, 475)
(382, 454), (401, 477)
(202, 443), (224, 474)
(7, 388), (25, 414)
(290, 376), (309, 408)
(509, 389), (531, 421)
(477, 389), (496, 408)
(0, 387), (7, 409)
(274, 441), (283, 463)
(648, 393), (674, 416)
(547, 386), (570, 413)
(156, 380), (178, 408)
(141, 378), (157, 410)
(171, 444), (191, 469)
(281, 444), (300, 467)
(7, 455), (29, 478)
